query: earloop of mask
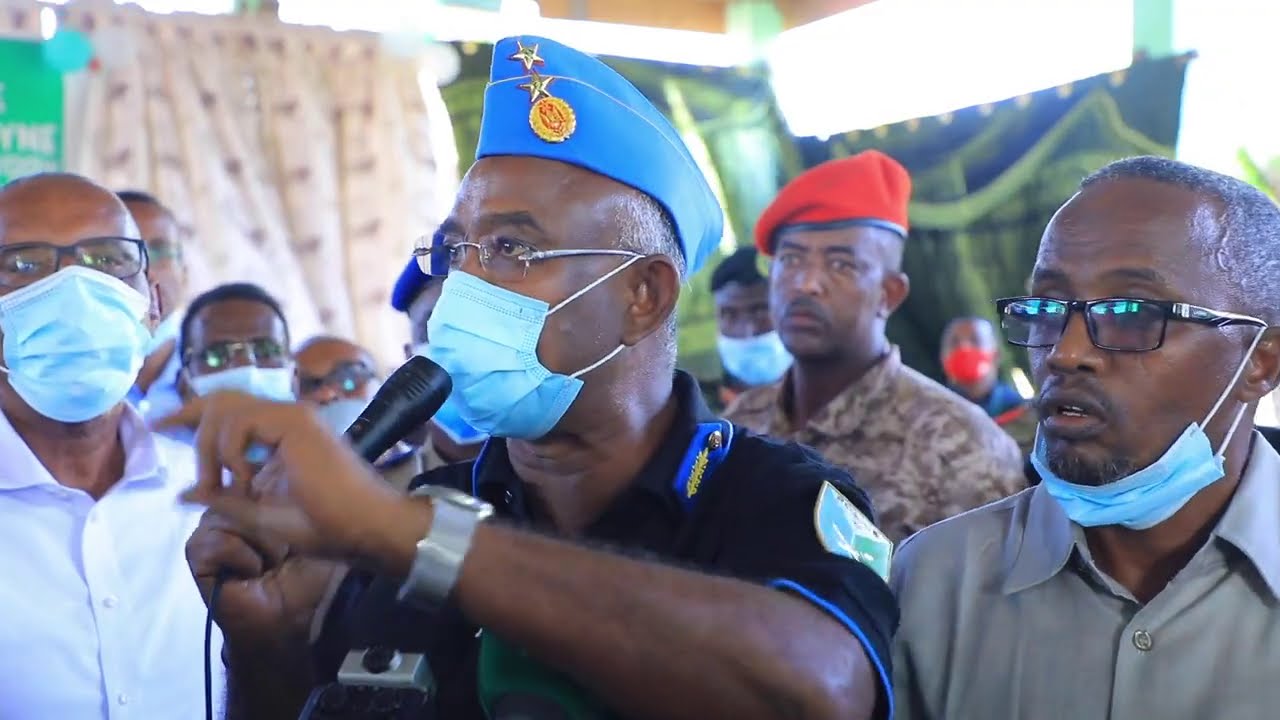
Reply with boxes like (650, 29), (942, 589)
(547, 253), (645, 380)
(1205, 327), (1269, 458)
(570, 343), (628, 380)
(547, 254), (644, 316)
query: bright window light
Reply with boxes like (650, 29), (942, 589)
(768, 0), (1133, 137)
(116, 0), (234, 13)
(1010, 366), (1036, 401)
(1173, 0), (1280, 178)
(40, 0), (234, 13)
(40, 6), (57, 39)
(277, 0), (753, 66)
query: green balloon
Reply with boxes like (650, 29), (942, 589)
(42, 29), (94, 73)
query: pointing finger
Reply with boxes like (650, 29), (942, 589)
(150, 394), (209, 432)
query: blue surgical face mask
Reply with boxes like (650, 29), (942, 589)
(0, 266), (152, 423)
(1034, 329), (1265, 529)
(145, 307), (184, 355)
(188, 365), (296, 403)
(410, 342), (487, 446)
(314, 395), (371, 437)
(425, 257), (641, 440)
(716, 331), (791, 386)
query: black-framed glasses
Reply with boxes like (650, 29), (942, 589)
(996, 296), (1266, 352)
(0, 237), (148, 288)
(412, 232), (640, 282)
(297, 361), (377, 396)
(185, 337), (289, 371)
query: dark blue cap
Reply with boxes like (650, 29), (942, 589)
(390, 256), (432, 313)
(477, 36), (724, 276)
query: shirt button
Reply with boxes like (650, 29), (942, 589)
(1132, 629), (1153, 652)
(117, 692), (129, 705)
(102, 595), (118, 609)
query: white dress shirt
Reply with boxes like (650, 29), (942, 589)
(0, 403), (224, 720)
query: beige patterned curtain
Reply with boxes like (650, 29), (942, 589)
(0, 0), (459, 370)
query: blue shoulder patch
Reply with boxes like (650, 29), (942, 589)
(673, 420), (734, 511)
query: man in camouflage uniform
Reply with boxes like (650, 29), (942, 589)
(727, 151), (1025, 542)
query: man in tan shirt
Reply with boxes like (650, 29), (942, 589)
(892, 155), (1280, 719)
(727, 151), (1023, 542)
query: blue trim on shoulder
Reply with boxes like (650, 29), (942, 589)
(768, 578), (894, 720)
(672, 419), (734, 511)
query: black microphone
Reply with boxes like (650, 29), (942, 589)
(241, 355), (452, 466)
(206, 356), (452, 720)
(343, 355), (453, 463)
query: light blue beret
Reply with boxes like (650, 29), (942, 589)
(477, 36), (724, 276)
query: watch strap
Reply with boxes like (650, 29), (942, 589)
(397, 485), (494, 608)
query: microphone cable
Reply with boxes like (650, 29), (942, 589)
(197, 355), (453, 720)
(206, 572), (229, 720)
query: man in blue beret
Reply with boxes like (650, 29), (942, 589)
(176, 35), (897, 720)
(389, 257), (486, 470)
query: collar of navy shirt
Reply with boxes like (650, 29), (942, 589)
(1001, 431), (1280, 600)
(463, 370), (735, 532)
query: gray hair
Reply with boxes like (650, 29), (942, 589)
(1080, 156), (1280, 325)
(613, 193), (684, 359)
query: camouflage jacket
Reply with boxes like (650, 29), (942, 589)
(725, 347), (1026, 543)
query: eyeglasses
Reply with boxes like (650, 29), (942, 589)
(0, 237), (147, 288)
(145, 238), (182, 263)
(185, 337), (289, 371)
(297, 361), (377, 396)
(412, 232), (640, 283)
(995, 296), (1266, 352)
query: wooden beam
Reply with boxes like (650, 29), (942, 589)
(780, 0), (876, 28)
(533, 0), (879, 34)
(537, 0), (729, 33)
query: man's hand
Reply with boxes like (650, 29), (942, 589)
(157, 391), (430, 571)
(185, 510), (337, 648)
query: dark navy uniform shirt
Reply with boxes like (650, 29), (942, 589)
(313, 372), (898, 719)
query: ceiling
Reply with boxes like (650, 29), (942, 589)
(531, 0), (876, 33)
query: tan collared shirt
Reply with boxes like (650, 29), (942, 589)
(890, 432), (1280, 720)
(726, 347), (1024, 542)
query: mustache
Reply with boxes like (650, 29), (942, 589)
(781, 297), (830, 323)
(1035, 377), (1115, 419)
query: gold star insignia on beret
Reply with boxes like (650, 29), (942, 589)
(518, 73), (555, 103)
(509, 40), (545, 72)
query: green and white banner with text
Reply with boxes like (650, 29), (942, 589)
(0, 38), (64, 184)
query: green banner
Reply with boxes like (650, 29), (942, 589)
(0, 38), (64, 183)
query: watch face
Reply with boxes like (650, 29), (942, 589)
(459, 495), (491, 511)
(419, 485), (494, 514)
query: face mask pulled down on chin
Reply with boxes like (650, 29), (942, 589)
(424, 256), (641, 441)
(0, 266), (152, 423)
(1033, 328), (1267, 530)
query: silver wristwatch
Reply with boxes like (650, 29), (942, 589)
(397, 485), (495, 608)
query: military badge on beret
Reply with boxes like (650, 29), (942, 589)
(511, 40), (575, 143)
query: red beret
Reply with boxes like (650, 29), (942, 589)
(755, 150), (911, 255)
